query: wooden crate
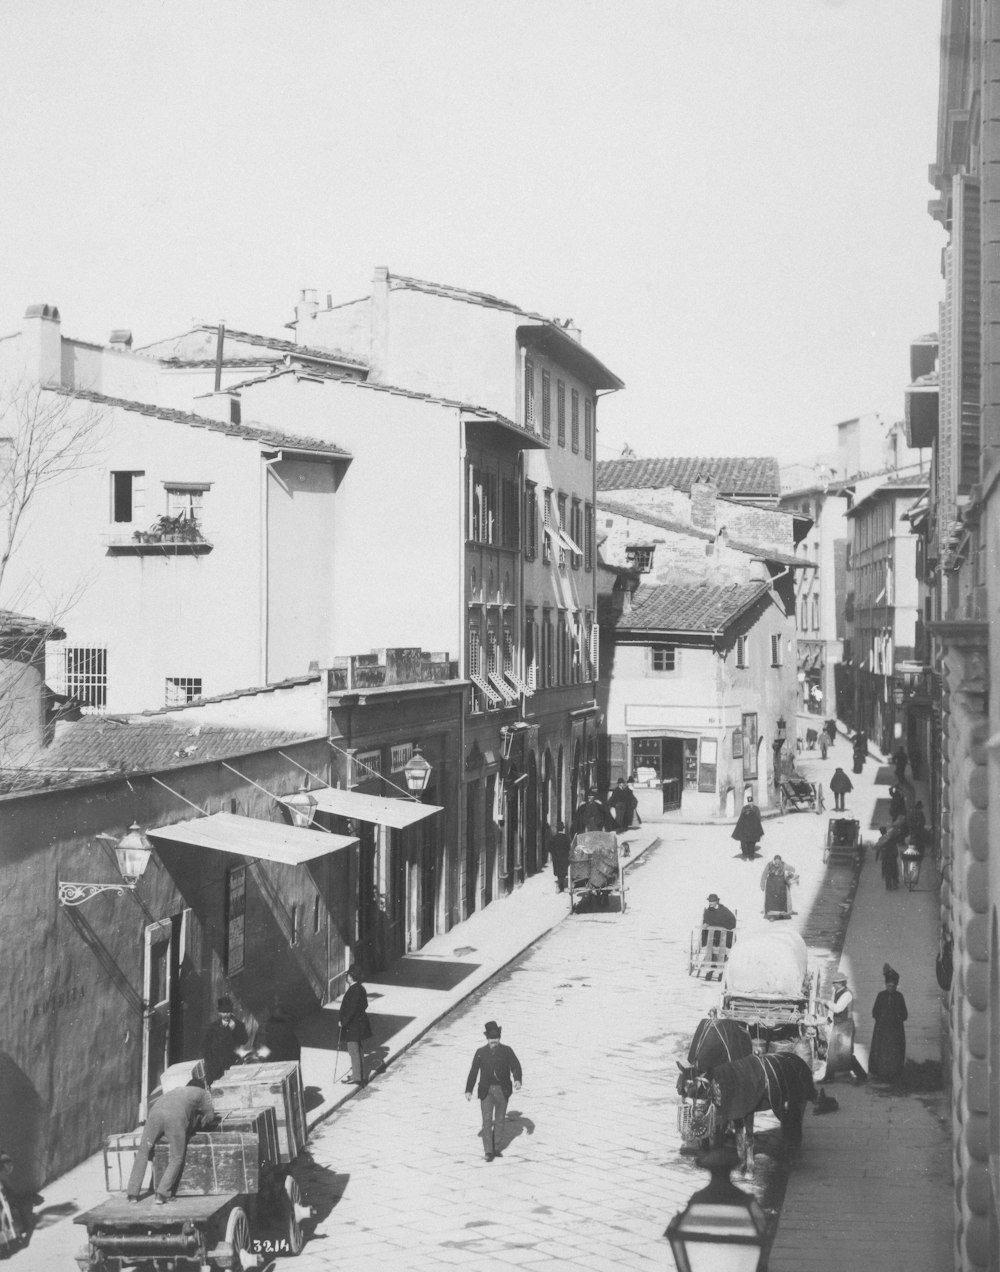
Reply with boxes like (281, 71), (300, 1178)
(214, 1107), (280, 1169)
(154, 1131), (261, 1195)
(104, 1131), (148, 1194)
(210, 1062), (306, 1164)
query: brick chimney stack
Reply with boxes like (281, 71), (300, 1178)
(22, 304), (62, 385)
(690, 473), (718, 532)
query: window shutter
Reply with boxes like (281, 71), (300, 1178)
(609, 734), (628, 785)
(940, 174), (981, 533)
(589, 622), (600, 679)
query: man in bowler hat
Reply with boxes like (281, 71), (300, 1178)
(202, 996), (249, 1086)
(465, 1021), (522, 1161)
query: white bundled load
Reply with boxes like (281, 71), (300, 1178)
(724, 929), (808, 999)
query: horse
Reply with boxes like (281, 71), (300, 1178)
(677, 1049), (816, 1174)
(675, 1016), (752, 1154)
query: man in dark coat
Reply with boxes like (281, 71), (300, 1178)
(127, 1082), (215, 1203)
(893, 747), (908, 783)
(888, 785), (908, 823)
(731, 797), (764, 860)
(548, 821), (571, 892)
(465, 1020), (522, 1161)
(573, 789), (612, 834)
(700, 894), (737, 949)
(202, 996), (249, 1086)
(339, 965), (373, 1086)
(608, 778), (638, 829)
(829, 767), (853, 811)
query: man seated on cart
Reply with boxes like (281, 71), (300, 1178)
(700, 893), (737, 948)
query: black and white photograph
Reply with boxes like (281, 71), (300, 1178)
(0, 2), (986, 1269)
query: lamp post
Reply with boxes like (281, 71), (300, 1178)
(284, 785), (319, 828)
(665, 1146), (769, 1272)
(403, 746), (432, 800)
(58, 823), (153, 907)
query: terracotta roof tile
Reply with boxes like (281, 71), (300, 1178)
(597, 456), (780, 496)
(607, 581), (772, 634)
(47, 387), (351, 457)
(596, 499), (812, 568)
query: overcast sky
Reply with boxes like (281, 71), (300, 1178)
(0, 0), (943, 464)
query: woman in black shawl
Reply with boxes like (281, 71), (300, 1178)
(731, 797), (764, 860)
(870, 965), (908, 1081)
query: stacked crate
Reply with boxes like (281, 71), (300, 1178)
(209, 1061), (306, 1164)
(153, 1107), (279, 1194)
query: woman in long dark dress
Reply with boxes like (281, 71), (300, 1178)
(875, 825), (902, 890)
(760, 854), (798, 919)
(731, 798), (764, 860)
(870, 965), (908, 1081)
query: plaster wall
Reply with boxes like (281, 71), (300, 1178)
(238, 374), (463, 660)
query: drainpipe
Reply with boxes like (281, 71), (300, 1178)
(457, 410), (468, 930)
(260, 458), (271, 683)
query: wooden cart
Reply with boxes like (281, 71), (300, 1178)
(823, 816), (862, 865)
(688, 918), (738, 980)
(568, 831), (628, 914)
(74, 1062), (311, 1271)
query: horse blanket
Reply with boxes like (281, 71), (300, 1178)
(711, 1051), (816, 1124)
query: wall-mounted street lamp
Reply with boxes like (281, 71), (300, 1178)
(665, 1147), (769, 1272)
(403, 746), (432, 799)
(776, 715), (787, 743)
(57, 823), (153, 907)
(283, 784), (319, 828)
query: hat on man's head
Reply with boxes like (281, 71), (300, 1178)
(707, 894), (720, 903)
(217, 996), (235, 1013)
(832, 973), (848, 984)
(883, 963), (899, 983)
(484, 1021), (502, 1039)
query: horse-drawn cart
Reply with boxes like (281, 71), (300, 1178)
(688, 917), (738, 980)
(568, 831), (627, 913)
(823, 816), (862, 865)
(74, 1061), (312, 1271)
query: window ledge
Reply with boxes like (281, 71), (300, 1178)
(104, 534), (213, 556)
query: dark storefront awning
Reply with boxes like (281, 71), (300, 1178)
(147, 811), (358, 864)
(308, 787), (442, 829)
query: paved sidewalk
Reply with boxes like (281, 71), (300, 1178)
(768, 724), (952, 1272)
(12, 825), (663, 1269)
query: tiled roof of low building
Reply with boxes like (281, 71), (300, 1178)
(607, 581), (772, 635)
(18, 716), (316, 781)
(0, 610), (66, 641)
(47, 387), (351, 457)
(137, 325), (368, 370)
(596, 456), (781, 496)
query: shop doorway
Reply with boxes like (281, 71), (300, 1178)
(141, 917), (179, 1118)
(632, 736), (686, 811)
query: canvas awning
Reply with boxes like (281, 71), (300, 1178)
(147, 811), (357, 864)
(307, 786), (442, 829)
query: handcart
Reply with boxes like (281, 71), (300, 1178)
(823, 816), (862, 865)
(778, 776), (824, 815)
(75, 1060), (312, 1271)
(688, 917), (738, 980)
(568, 830), (627, 914)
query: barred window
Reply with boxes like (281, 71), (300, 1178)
(63, 647), (108, 712)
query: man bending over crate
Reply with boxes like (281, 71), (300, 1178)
(126, 1079), (215, 1205)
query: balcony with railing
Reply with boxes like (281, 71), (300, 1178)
(104, 516), (213, 556)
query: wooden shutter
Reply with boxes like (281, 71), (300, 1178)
(941, 174), (981, 531)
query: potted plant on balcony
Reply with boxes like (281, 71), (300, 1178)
(132, 514), (205, 545)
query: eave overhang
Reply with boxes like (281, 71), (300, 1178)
(516, 324), (624, 392)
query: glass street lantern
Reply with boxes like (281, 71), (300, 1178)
(403, 746), (432, 797)
(115, 822), (153, 883)
(665, 1147), (769, 1272)
(284, 785), (319, 828)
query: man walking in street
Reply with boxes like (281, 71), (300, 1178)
(820, 973), (867, 1084)
(465, 1021), (522, 1161)
(829, 767), (852, 811)
(202, 996), (249, 1086)
(127, 1080), (216, 1204)
(573, 788), (612, 834)
(548, 821), (571, 892)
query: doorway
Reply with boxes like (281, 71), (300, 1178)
(141, 917), (178, 1118)
(632, 736), (685, 811)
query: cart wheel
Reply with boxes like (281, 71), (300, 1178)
(816, 784), (825, 813)
(282, 1174), (310, 1256)
(224, 1206), (258, 1271)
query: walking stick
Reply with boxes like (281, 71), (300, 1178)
(332, 1021), (343, 1084)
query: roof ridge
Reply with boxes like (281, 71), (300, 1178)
(46, 386), (351, 457)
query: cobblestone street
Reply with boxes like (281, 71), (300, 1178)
(295, 798), (851, 1272)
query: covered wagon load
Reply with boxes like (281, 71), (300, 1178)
(720, 930), (825, 1071)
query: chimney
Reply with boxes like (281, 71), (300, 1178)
(690, 474), (718, 532)
(370, 266), (390, 378)
(108, 329), (133, 349)
(22, 304), (62, 385)
(295, 288), (320, 331)
(192, 390), (242, 424)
